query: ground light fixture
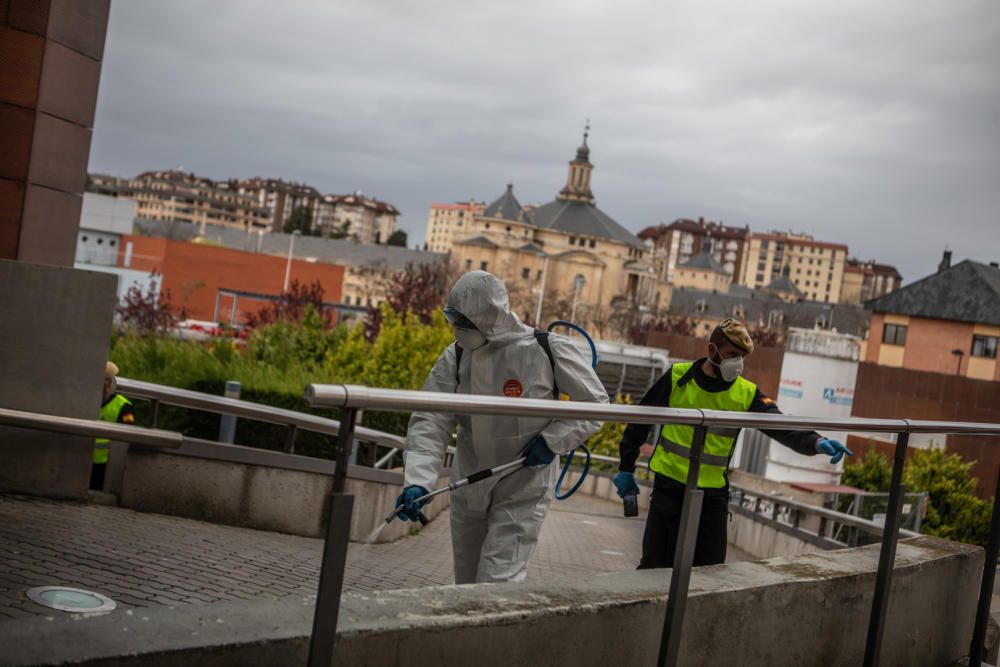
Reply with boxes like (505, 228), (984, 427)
(26, 586), (116, 613)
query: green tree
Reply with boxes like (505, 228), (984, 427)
(841, 445), (892, 493)
(839, 445), (993, 546)
(386, 229), (408, 247)
(283, 205), (313, 235)
(903, 448), (992, 545)
(583, 394), (632, 472)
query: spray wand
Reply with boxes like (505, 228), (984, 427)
(383, 457), (527, 525)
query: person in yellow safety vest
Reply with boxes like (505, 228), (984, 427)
(93, 361), (134, 491)
(613, 319), (853, 568)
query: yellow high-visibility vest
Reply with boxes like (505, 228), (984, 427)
(649, 361), (756, 488)
(94, 394), (132, 464)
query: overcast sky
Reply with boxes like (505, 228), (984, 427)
(89, 0), (1000, 282)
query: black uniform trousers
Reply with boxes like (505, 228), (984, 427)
(637, 473), (730, 569)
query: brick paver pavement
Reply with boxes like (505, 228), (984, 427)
(0, 493), (748, 619)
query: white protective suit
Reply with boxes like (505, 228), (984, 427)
(404, 271), (609, 584)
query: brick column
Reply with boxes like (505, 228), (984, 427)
(0, 0), (111, 266)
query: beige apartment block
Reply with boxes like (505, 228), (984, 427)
(839, 258), (903, 305)
(739, 231), (848, 303)
(235, 178), (322, 233)
(325, 193), (400, 244)
(440, 133), (665, 333)
(90, 171), (271, 231)
(639, 217), (751, 284)
(425, 200), (485, 253)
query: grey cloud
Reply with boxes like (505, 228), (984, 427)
(90, 0), (1000, 281)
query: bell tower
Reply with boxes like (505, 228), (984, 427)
(558, 121), (595, 204)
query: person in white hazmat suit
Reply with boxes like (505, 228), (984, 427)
(395, 271), (609, 584)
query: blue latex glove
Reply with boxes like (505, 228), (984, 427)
(395, 485), (429, 522)
(613, 471), (639, 499)
(522, 435), (556, 467)
(815, 438), (854, 465)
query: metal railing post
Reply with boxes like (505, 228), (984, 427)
(284, 424), (297, 454)
(218, 381), (240, 443)
(148, 398), (160, 428)
(658, 424), (707, 667)
(863, 431), (910, 667)
(968, 467), (1000, 666)
(307, 407), (358, 667)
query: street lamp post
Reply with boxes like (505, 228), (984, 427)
(283, 230), (301, 294)
(533, 254), (550, 326)
(569, 274), (586, 326)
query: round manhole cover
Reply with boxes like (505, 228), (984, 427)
(26, 586), (116, 613)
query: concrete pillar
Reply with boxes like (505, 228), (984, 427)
(0, 260), (117, 499)
(0, 0), (112, 266)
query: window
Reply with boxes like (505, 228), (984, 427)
(505, 225), (511, 233)
(355, 296), (362, 306)
(696, 299), (707, 313)
(536, 269), (543, 279)
(465, 259), (472, 270)
(756, 272), (765, 282)
(485, 222), (490, 229)
(569, 236), (577, 245)
(522, 267), (530, 279)
(480, 261), (488, 271)
(972, 335), (998, 359)
(761, 240), (769, 250)
(589, 239), (596, 248)
(882, 324), (908, 346)
(757, 262), (766, 271)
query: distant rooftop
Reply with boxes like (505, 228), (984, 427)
(133, 219), (442, 272)
(866, 259), (1000, 325)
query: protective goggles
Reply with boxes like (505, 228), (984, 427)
(443, 307), (477, 330)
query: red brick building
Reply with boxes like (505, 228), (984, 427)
(120, 235), (345, 324)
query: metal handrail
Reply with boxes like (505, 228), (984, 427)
(0, 407), (183, 449)
(304, 382), (1000, 667)
(568, 450), (920, 539)
(305, 384), (1000, 436)
(118, 378), (406, 449)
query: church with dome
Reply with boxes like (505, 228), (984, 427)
(426, 130), (667, 336)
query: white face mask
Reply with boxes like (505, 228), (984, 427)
(710, 345), (744, 382)
(455, 328), (487, 351)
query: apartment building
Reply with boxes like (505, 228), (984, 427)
(738, 231), (848, 303)
(840, 258), (903, 305)
(235, 178), (322, 233)
(89, 171), (271, 231)
(426, 200), (486, 253)
(323, 192), (400, 244)
(639, 217), (751, 284)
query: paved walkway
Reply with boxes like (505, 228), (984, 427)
(0, 493), (750, 620)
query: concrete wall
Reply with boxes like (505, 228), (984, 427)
(0, 260), (117, 499)
(5, 536), (983, 667)
(120, 440), (448, 542)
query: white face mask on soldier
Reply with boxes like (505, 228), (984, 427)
(455, 328), (487, 351)
(710, 345), (744, 382)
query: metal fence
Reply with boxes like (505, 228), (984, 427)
(304, 383), (1000, 667)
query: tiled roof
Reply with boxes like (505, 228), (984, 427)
(483, 184), (524, 222)
(866, 260), (1000, 325)
(529, 199), (643, 248)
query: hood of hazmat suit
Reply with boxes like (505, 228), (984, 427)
(404, 271), (609, 584)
